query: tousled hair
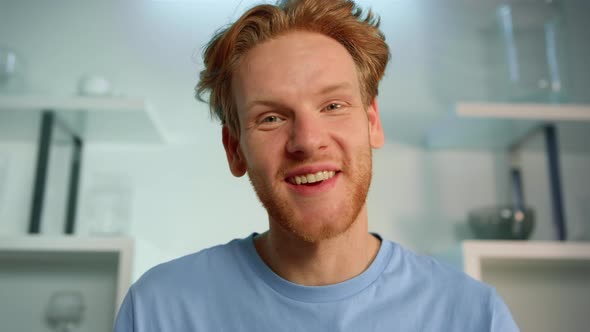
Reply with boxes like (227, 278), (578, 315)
(196, 0), (390, 137)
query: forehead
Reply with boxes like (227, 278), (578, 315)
(232, 31), (361, 107)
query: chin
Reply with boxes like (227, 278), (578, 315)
(271, 208), (357, 243)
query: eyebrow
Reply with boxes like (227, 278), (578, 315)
(245, 100), (285, 113)
(315, 82), (354, 96)
(244, 82), (355, 112)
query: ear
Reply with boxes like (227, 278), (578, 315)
(367, 98), (384, 148)
(222, 126), (247, 177)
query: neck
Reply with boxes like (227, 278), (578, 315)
(254, 205), (381, 286)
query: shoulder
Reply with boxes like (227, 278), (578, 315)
(114, 236), (257, 331)
(384, 241), (500, 310)
(131, 237), (246, 299)
(380, 241), (518, 330)
(387, 241), (488, 290)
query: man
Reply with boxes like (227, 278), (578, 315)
(114, 0), (519, 331)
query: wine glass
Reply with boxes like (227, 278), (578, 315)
(45, 291), (85, 332)
(0, 48), (18, 84)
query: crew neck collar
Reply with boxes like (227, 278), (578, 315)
(239, 232), (394, 303)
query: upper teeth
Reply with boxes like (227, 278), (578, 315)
(290, 171), (336, 185)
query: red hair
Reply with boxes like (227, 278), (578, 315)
(196, 0), (390, 137)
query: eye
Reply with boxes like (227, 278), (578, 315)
(261, 115), (283, 123)
(324, 103), (342, 112)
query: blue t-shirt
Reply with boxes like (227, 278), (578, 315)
(114, 234), (519, 331)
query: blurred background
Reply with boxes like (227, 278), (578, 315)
(0, 0), (589, 331)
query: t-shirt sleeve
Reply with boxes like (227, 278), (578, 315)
(113, 286), (135, 332)
(490, 289), (520, 332)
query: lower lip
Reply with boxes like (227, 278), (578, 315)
(286, 173), (339, 196)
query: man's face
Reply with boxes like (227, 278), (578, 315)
(225, 31), (384, 242)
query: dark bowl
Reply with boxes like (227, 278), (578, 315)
(468, 206), (535, 240)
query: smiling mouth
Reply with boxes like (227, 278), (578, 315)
(287, 171), (337, 185)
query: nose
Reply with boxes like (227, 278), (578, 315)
(286, 111), (327, 158)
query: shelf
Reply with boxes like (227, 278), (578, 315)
(456, 103), (590, 121)
(0, 236), (133, 332)
(0, 95), (166, 143)
(463, 240), (590, 279)
(463, 240), (590, 332)
(0, 234), (133, 254)
(424, 102), (590, 152)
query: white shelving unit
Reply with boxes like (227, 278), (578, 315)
(463, 240), (590, 332)
(0, 95), (166, 142)
(0, 236), (133, 332)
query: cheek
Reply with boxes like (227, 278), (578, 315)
(241, 137), (280, 172)
(334, 119), (370, 147)
(243, 128), (288, 153)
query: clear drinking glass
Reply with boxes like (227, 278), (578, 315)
(487, 0), (568, 103)
(0, 47), (23, 94)
(45, 291), (85, 332)
(0, 48), (17, 81)
(86, 173), (134, 235)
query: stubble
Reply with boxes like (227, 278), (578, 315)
(247, 148), (373, 243)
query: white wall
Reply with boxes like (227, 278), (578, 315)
(1, 0), (588, 281)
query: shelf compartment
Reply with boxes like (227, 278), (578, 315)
(0, 236), (133, 332)
(463, 240), (590, 332)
